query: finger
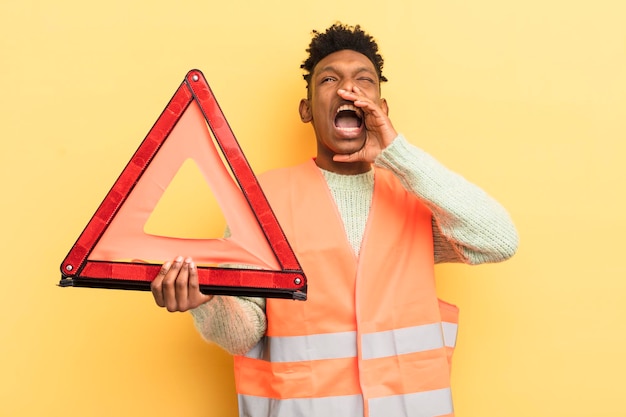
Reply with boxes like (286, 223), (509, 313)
(339, 86), (373, 106)
(355, 98), (383, 117)
(163, 256), (184, 312)
(348, 87), (387, 117)
(151, 261), (172, 307)
(351, 85), (368, 99)
(187, 259), (201, 295)
(338, 88), (369, 106)
(187, 260), (213, 306)
(333, 152), (360, 163)
(174, 258), (192, 311)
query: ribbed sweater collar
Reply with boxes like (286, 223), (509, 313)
(318, 167), (374, 190)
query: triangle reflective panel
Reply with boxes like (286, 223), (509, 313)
(59, 69), (307, 300)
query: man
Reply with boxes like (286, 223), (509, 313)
(151, 23), (518, 417)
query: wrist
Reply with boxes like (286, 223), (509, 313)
(381, 128), (399, 150)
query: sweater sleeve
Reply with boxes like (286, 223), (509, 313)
(189, 295), (266, 355)
(188, 224), (267, 355)
(374, 134), (519, 265)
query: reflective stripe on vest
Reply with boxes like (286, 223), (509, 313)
(442, 322), (458, 349)
(235, 161), (459, 417)
(369, 388), (454, 417)
(246, 318), (458, 363)
(239, 388), (453, 417)
(239, 394), (364, 417)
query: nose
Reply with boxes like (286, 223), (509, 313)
(338, 78), (355, 93)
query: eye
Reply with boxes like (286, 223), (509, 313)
(358, 77), (375, 84)
(321, 76), (336, 84)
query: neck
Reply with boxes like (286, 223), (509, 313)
(314, 156), (371, 175)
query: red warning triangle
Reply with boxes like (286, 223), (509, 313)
(60, 70), (307, 300)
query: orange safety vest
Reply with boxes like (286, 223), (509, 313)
(234, 160), (459, 417)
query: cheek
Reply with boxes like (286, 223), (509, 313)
(312, 107), (330, 124)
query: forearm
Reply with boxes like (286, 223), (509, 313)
(375, 134), (519, 264)
(189, 295), (266, 355)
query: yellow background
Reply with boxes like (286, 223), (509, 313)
(2, 0), (625, 416)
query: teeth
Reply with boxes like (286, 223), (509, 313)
(337, 104), (363, 118)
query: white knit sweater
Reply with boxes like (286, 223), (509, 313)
(190, 134), (519, 354)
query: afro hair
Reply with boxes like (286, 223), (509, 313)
(301, 23), (388, 87)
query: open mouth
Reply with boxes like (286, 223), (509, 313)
(334, 104), (363, 131)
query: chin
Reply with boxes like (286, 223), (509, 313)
(337, 138), (366, 153)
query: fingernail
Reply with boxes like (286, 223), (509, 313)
(175, 255), (183, 263)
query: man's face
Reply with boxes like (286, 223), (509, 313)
(300, 49), (383, 172)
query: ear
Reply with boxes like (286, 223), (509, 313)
(299, 99), (313, 123)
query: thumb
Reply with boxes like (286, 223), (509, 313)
(332, 152), (360, 163)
